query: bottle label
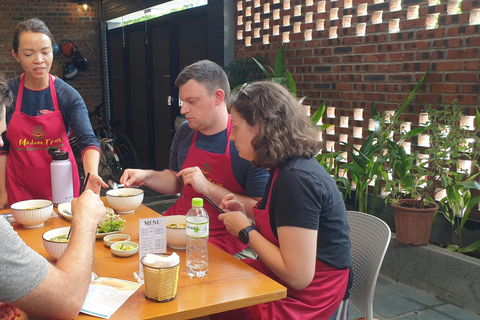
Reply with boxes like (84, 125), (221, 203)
(186, 217), (209, 238)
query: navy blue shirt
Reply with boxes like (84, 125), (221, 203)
(169, 121), (269, 197)
(0, 75), (99, 155)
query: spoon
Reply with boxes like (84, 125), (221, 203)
(108, 180), (139, 189)
(108, 180), (124, 189)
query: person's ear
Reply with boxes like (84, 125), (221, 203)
(11, 50), (20, 63)
(213, 89), (225, 107)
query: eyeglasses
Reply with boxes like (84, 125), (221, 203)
(239, 83), (251, 99)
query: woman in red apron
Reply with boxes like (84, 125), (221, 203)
(218, 81), (352, 320)
(0, 18), (106, 207)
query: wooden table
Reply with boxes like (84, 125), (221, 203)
(7, 202), (286, 320)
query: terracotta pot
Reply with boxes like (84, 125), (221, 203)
(392, 199), (439, 246)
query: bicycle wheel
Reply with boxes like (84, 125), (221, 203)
(104, 143), (124, 183)
(115, 134), (139, 169)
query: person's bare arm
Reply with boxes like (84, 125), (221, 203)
(219, 208), (318, 290)
(0, 156), (7, 209)
(11, 191), (106, 319)
(121, 168), (180, 195)
(179, 166), (259, 218)
(82, 149), (108, 193)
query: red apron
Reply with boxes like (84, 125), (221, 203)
(6, 74), (80, 205)
(245, 167), (350, 320)
(164, 115), (247, 255)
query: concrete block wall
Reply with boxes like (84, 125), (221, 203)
(0, 0), (103, 110)
(381, 235), (480, 315)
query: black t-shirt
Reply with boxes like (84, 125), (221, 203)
(257, 157), (352, 270)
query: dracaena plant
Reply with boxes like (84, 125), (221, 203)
(385, 101), (480, 210)
(340, 71), (429, 214)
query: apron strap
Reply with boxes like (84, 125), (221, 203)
(191, 113), (232, 156)
(48, 74), (60, 112)
(15, 73), (59, 112)
(15, 74), (25, 112)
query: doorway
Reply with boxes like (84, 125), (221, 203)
(107, 6), (208, 170)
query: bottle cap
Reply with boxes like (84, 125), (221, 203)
(48, 147), (69, 160)
(192, 197), (203, 207)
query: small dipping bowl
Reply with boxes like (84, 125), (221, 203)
(103, 233), (131, 247)
(111, 241), (139, 257)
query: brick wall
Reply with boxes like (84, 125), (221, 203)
(0, 0), (102, 110)
(234, 0), (480, 154)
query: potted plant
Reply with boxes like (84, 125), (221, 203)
(383, 101), (480, 245)
(339, 72), (428, 215)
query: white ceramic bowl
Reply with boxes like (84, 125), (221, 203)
(111, 241), (139, 257)
(103, 233), (131, 247)
(11, 199), (53, 228)
(166, 215), (187, 250)
(42, 226), (70, 260)
(106, 188), (144, 214)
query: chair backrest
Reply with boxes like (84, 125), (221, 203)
(347, 211), (391, 320)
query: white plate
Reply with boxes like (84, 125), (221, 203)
(96, 228), (125, 240)
(57, 203), (124, 239)
(57, 202), (73, 221)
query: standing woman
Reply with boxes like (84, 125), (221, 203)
(0, 18), (107, 208)
(218, 81), (352, 320)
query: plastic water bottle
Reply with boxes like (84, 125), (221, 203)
(186, 197), (209, 278)
(48, 148), (74, 206)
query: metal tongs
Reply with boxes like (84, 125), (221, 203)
(203, 195), (225, 213)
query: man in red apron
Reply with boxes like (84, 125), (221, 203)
(121, 60), (269, 256)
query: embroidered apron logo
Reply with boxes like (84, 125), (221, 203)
(201, 163), (211, 177)
(32, 126), (45, 139)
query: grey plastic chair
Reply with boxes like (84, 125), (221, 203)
(342, 211), (391, 320)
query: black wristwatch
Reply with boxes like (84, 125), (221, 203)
(239, 225), (256, 244)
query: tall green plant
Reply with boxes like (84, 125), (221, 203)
(253, 44), (298, 97)
(341, 71), (429, 214)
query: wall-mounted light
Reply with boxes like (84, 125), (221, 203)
(78, 0), (93, 11)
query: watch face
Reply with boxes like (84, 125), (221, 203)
(239, 229), (249, 244)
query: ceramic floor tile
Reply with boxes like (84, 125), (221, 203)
(347, 303), (364, 320)
(395, 309), (454, 320)
(435, 304), (480, 320)
(373, 288), (423, 318)
(376, 276), (394, 287)
(386, 284), (443, 306)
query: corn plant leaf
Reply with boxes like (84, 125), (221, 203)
(310, 101), (326, 126)
(459, 240), (480, 253)
(273, 44), (285, 78)
(395, 70), (429, 121)
(446, 244), (460, 252)
(252, 57), (270, 79)
(461, 195), (480, 230)
(476, 109), (480, 131)
(285, 69), (297, 96)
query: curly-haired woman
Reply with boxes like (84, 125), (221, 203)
(218, 81), (352, 320)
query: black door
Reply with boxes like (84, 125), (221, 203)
(107, 7), (209, 170)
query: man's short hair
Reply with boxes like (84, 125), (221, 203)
(175, 60), (230, 99)
(0, 75), (13, 121)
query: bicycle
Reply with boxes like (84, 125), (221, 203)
(70, 103), (139, 183)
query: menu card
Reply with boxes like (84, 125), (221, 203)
(80, 277), (141, 319)
(137, 217), (167, 278)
